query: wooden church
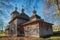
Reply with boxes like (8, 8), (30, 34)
(6, 7), (53, 37)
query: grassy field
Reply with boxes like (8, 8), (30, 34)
(0, 33), (6, 36)
(0, 31), (60, 40)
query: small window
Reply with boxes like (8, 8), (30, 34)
(27, 27), (31, 32)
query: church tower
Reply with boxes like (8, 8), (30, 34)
(9, 7), (20, 36)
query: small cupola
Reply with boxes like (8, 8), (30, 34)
(20, 8), (30, 21)
(30, 9), (41, 21)
(15, 7), (17, 11)
(21, 8), (24, 13)
(11, 7), (19, 19)
(33, 9), (37, 15)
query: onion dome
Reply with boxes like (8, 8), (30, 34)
(30, 9), (41, 20)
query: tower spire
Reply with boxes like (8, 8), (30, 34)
(21, 5), (24, 13)
(21, 8), (24, 13)
(15, 7), (18, 11)
(33, 6), (36, 15)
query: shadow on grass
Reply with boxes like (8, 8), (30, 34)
(53, 31), (60, 37)
(40, 31), (60, 38)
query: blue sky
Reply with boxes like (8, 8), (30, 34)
(0, 0), (60, 30)
(0, 0), (45, 23)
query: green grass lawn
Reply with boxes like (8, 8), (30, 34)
(0, 32), (6, 36)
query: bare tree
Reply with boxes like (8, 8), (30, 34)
(42, 0), (60, 25)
